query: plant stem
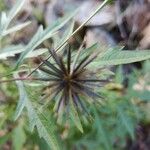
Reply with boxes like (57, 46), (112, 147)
(0, 77), (42, 83)
(0, 77), (62, 83)
(27, 0), (110, 78)
(0, 77), (34, 83)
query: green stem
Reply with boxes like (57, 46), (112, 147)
(27, 0), (110, 77)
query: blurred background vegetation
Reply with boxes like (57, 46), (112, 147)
(0, 0), (150, 150)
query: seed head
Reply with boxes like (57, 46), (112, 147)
(38, 45), (108, 116)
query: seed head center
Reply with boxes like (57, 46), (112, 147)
(64, 74), (72, 83)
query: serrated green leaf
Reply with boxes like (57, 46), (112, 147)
(0, 45), (24, 60)
(26, 100), (62, 150)
(90, 49), (150, 67)
(12, 122), (26, 150)
(7, 0), (25, 28)
(69, 91), (83, 133)
(117, 106), (135, 139)
(0, 0), (26, 36)
(93, 106), (112, 150)
(14, 73), (27, 120)
(0, 12), (7, 34)
(14, 77), (62, 150)
(25, 48), (48, 58)
(2, 21), (31, 36)
(0, 45), (47, 60)
(15, 10), (78, 68)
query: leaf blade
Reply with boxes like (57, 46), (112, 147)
(2, 21), (31, 36)
(15, 10), (78, 68)
(14, 73), (27, 120)
(26, 101), (62, 150)
(93, 50), (150, 66)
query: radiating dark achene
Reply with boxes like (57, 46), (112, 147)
(38, 46), (108, 116)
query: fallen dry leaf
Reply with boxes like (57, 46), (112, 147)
(139, 23), (150, 49)
(86, 28), (116, 48)
(75, 0), (116, 26)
